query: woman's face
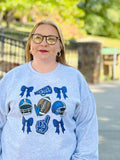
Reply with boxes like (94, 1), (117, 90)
(30, 24), (61, 64)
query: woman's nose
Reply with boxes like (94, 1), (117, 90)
(40, 37), (47, 46)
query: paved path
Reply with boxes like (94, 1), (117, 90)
(89, 80), (120, 160)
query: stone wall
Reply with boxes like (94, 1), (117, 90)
(77, 40), (102, 83)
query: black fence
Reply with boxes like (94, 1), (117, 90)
(0, 33), (27, 78)
(0, 29), (78, 78)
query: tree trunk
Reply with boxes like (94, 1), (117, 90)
(0, 12), (4, 24)
(5, 10), (14, 28)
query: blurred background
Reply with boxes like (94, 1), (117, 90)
(0, 0), (120, 82)
(0, 0), (120, 159)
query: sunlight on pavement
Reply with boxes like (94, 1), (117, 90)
(104, 105), (114, 109)
(100, 83), (119, 88)
(98, 117), (110, 121)
(90, 88), (105, 93)
(99, 135), (105, 144)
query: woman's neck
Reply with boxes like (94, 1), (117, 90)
(31, 60), (58, 73)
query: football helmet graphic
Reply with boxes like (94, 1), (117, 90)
(19, 98), (32, 114)
(52, 101), (66, 115)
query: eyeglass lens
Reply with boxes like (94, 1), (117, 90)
(32, 34), (59, 45)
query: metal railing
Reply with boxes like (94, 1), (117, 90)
(0, 33), (26, 78)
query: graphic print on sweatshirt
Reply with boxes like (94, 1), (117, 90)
(35, 115), (50, 134)
(22, 116), (33, 134)
(20, 85), (34, 97)
(52, 101), (66, 134)
(54, 86), (68, 99)
(34, 97), (51, 116)
(19, 98), (32, 115)
(19, 84), (68, 135)
(34, 85), (52, 96)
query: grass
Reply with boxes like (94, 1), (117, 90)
(87, 35), (120, 49)
(1, 21), (34, 32)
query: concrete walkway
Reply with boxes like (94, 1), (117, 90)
(89, 80), (120, 160)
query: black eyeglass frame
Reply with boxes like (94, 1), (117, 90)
(31, 33), (61, 45)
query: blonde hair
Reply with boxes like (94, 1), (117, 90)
(25, 20), (66, 65)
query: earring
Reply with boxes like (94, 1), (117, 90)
(57, 52), (61, 57)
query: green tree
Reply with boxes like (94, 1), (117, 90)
(0, 0), (85, 39)
(0, 0), (34, 27)
(78, 0), (120, 38)
(28, 0), (84, 39)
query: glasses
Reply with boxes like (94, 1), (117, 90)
(31, 34), (60, 45)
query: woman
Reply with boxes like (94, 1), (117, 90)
(0, 20), (98, 160)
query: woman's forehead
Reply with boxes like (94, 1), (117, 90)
(34, 24), (59, 35)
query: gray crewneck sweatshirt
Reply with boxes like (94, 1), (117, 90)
(0, 62), (98, 160)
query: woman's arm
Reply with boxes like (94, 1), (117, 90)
(72, 89), (98, 160)
(0, 78), (8, 158)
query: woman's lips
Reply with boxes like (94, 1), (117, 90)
(39, 50), (48, 53)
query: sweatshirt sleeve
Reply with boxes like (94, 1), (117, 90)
(0, 77), (8, 158)
(72, 81), (98, 160)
